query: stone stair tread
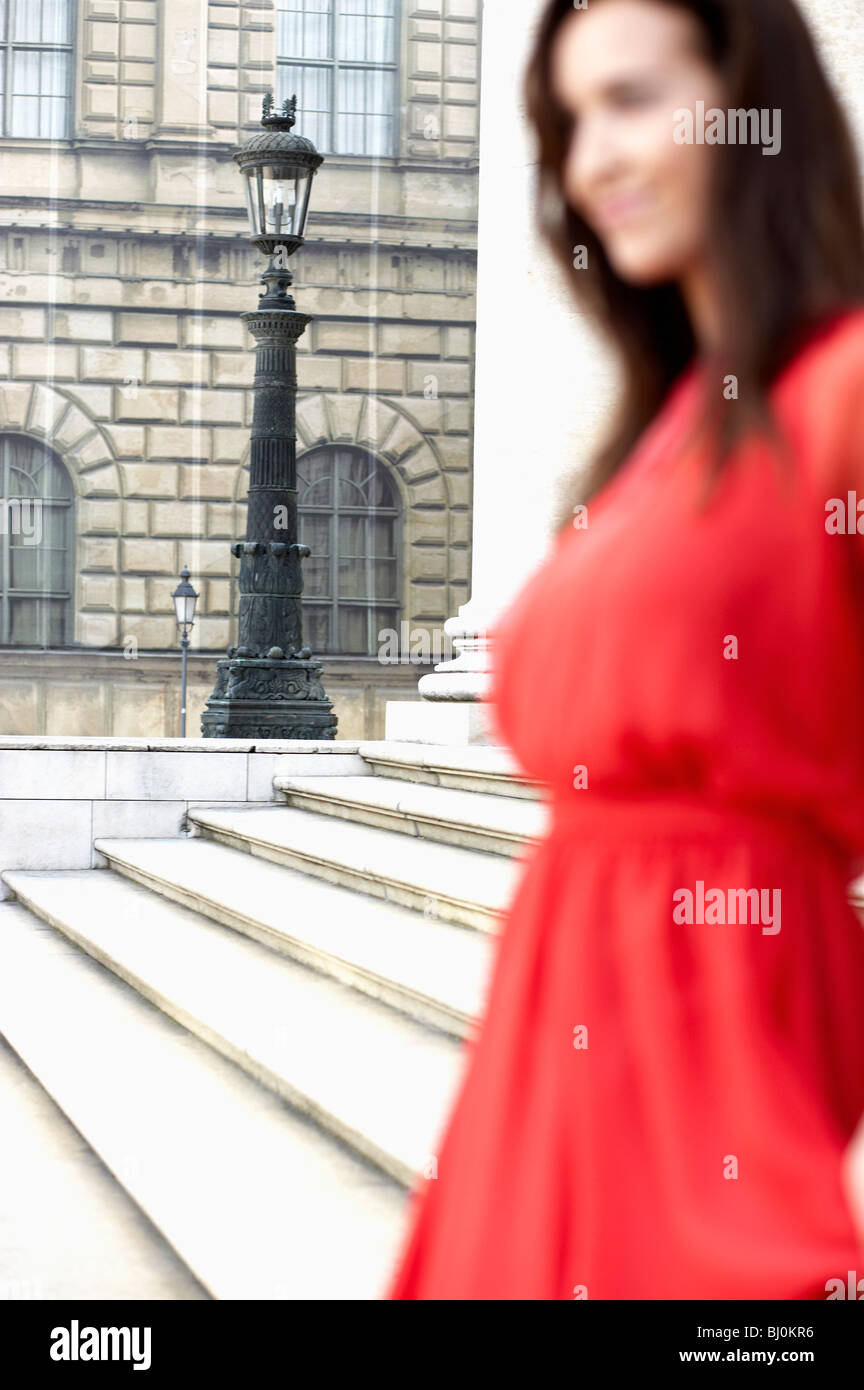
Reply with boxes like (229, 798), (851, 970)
(358, 740), (535, 782)
(3, 868), (466, 1186)
(94, 835), (493, 1027)
(0, 1013), (206, 1301)
(273, 774), (549, 842)
(0, 902), (406, 1300)
(188, 804), (521, 913)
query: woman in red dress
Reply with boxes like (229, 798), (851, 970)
(388, 0), (864, 1299)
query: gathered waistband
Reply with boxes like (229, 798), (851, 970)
(543, 789), (850, 860)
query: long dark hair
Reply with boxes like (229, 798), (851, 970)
(525, 0), (864, 530)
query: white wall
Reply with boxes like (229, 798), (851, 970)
(467, 0), (863, 626)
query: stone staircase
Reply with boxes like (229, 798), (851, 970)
(0, 740), (546, 1300)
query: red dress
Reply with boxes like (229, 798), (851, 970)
(388, 308), (864, 1300)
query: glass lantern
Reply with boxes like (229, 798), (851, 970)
(243, 162), (315, 242)
(172, 566), (199, 635)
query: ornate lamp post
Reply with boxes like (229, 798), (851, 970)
(202, 93), (337, 740)
(172, 564), (199, 737)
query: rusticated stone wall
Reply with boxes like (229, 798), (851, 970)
(0, 0), (480, 738)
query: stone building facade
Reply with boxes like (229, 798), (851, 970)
(0, 0), (480, 739)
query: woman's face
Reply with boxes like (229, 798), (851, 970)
(550, 0), (725, 287)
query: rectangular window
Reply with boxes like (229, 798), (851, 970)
(0, 0), (75, 138)
(276, 0), (398, 157)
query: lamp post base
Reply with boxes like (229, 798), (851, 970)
(201, 653), (337, 740)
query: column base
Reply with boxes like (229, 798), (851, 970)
(384, 699), (500, 746)
(201, 656), (337, 740)
(415, 602), (495, 704)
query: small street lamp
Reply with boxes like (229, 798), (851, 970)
(201, 92), (337, 740)
(172, 564), (199, 737)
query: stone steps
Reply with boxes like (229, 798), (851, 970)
(188, 802), (520, 932)
(0, 1019), (207, 1301)
(0, 895), (410, 1300)
(357, 739), (543, 799)
(273, 773), (547, 856)
(0, 737), (536, 1298)
(93, 835), (492, 1037)
(3, 867), (467, 1190)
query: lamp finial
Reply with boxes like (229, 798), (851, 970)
(261, 90), (297, 130)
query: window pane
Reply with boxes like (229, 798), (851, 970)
(40, 456), (74, 500)
(304, 555), (331, 598)
(9, 544), (40, 589)
(298, 456), (333, 505)
(336, 66), (395, 155)
(336, 554), (396, 599)
(41, 0), (72, 43)
(10, 49), (38, 131)
(303, 605), (331, 652)
(337, 556), (365, 599)
(9, 598), (40, 644)
(12, 0), (41, 40)
(8, 466), (40, 500)
(338, 513), (367, 555)
(7, 438), (73, 498)
(338, 604), (367, 653)
(277, 62), (331, 152)
(372, 604), (399, 634)
(336, 457), (372, 506)
(10, 95), (37, 138)
(372, 556), (397, 597)
(338, 513), (395, 556)
(338, 454), (397, 509)
(300, 511), (331, 547)
(48, 597), (68, 643)
(41, 48), (67, 96)
(11, 50), (70, 137)
(9, 597), (67, 645)
(10, 544), (66, 590)
(369, 514), (395, 554)
(277, 0), (332, 61)
(12, 0), (72, 42)
(337, 603), (397, 654)
(37, 503), (69, 548)
(338, 0), (395, 64)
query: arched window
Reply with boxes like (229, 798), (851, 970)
(0, 434), (74, 646)
(298, 444), (400, 655)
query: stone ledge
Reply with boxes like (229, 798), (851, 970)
(0, 740), (368, 891)
(0, 735), (361, 752)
